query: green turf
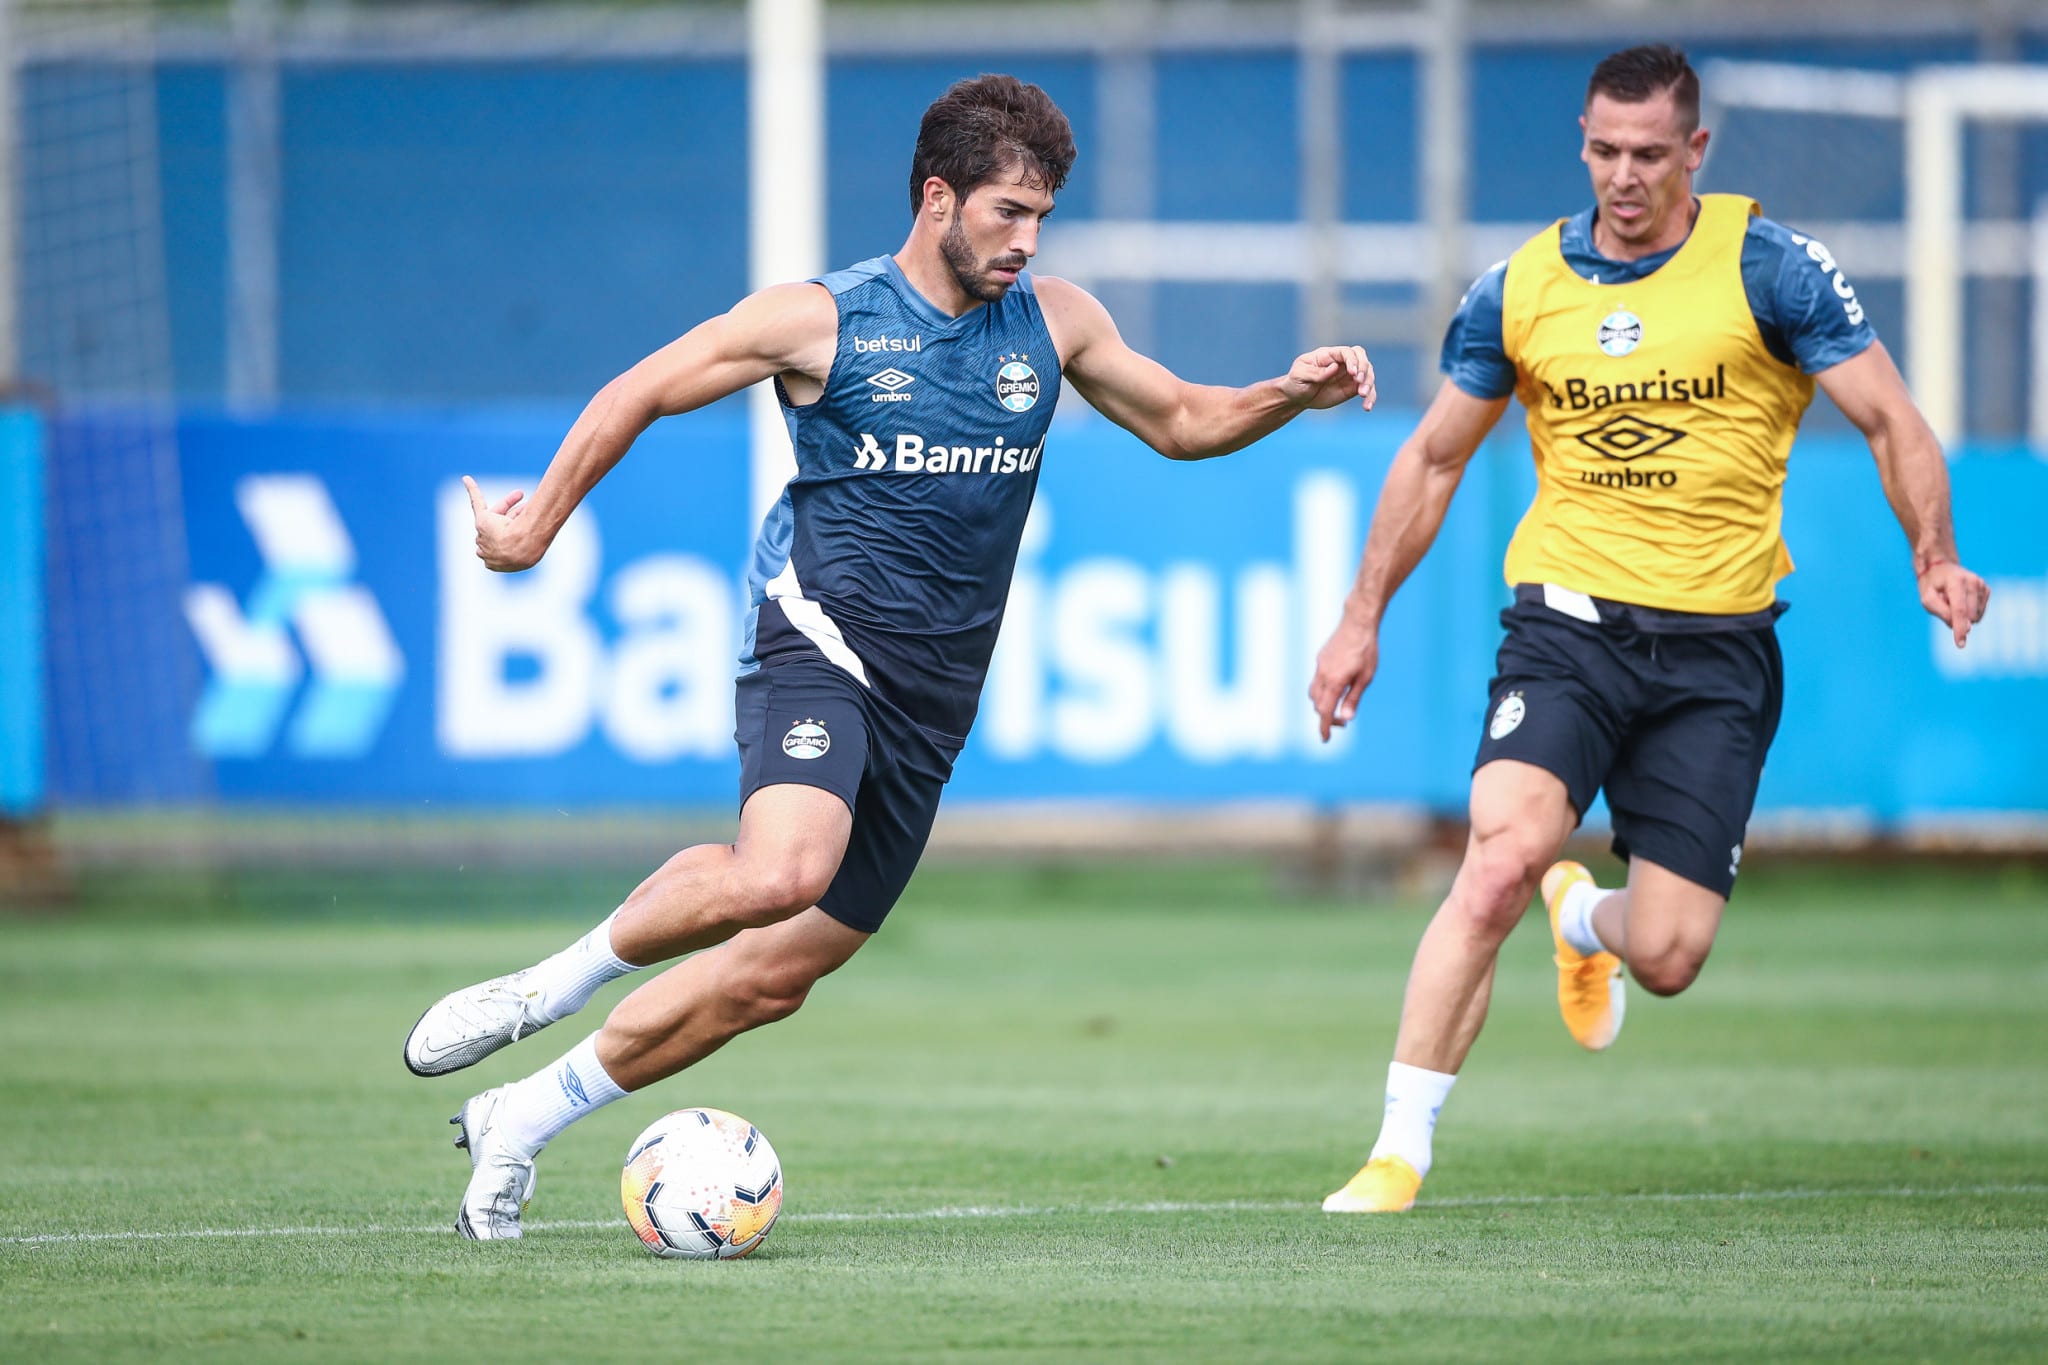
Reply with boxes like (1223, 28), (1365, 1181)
(4, 861), (2046, 1362)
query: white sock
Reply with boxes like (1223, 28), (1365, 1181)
(1557, 879), (1615, 957)
(496, 1034), (632, 1158)
(1367, 1061), (1458, 1178)
(527, 910), (643, 1023)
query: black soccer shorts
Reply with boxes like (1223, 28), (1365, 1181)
(1471, 590), (1784, 899)
(733, 650), (958, 934)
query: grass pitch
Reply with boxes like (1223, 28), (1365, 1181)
(3, 859), (2046, 1362)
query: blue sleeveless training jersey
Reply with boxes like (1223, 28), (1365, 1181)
(741, 255), (1062, 742)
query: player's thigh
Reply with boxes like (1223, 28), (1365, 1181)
(735, 784), (855, 901)
(733, 660), (871, 896)
(1468, 759), (1578, 853)
(815, 720), (955, 937)
(1605, 629), (1780, 900)
(1620, 855), (1725, 964)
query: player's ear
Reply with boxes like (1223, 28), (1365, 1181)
(1686, 125), (1709, 171)
(921, 176), (953, 221)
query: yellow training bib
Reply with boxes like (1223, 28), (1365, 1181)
(1499, 194), (1815, 614)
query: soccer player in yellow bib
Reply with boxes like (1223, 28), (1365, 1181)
(1308, 44), (1990, 1214)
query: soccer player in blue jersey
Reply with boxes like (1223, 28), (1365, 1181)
(1309, 45), (1988, 1214)
(403, 73), (1376, 1239)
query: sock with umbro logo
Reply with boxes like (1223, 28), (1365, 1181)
(498, 1034), (632, 1158)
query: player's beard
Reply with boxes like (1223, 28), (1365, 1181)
(941, 214), (1025, 303)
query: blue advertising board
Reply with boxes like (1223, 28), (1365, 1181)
(40, 406), (2048, 822)
(168, 408), (753, 805)
(1764, 445), (2048, 819)
(1, 410), (44, 816)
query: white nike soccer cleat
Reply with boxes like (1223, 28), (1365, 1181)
(404, 970), (555, 1077)
(451, 1087), (538, 1241)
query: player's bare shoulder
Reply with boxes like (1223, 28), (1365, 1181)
(724, 281), (841, 397)
(1025, 274), (1116, 371)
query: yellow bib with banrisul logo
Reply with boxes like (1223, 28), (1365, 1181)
(1499, 193), (1815, 614)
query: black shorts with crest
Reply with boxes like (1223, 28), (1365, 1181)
(735, 648), (958, 934)
(1474, 585), (1785, 898)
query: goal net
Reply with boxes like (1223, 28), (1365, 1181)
(12, 0), (201, 805)
(1701, 59), (2048, 445)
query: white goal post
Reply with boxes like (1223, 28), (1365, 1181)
(1905, 66), (2048, 450)
(0, 0), (15, 388)
(1704, 59), (2048, 448)
(747, 0), (824, 530)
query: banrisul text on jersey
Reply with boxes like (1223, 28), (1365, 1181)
(1499, 195), (1816, 615)
(740, 255), (1062, 742)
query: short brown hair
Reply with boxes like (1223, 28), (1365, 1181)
(1586, 44), (1700, 132)
(908, 74), (1077, 216)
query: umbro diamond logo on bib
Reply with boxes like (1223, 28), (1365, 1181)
(1576, 413), (1686, 463)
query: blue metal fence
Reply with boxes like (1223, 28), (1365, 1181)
(32, 36), (2048, 412)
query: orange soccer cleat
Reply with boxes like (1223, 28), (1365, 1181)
(1321, 1155), (1424, 1214)
(1542, 860), (1626, 1051)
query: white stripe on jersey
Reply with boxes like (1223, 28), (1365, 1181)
(765, 557), (873, 687)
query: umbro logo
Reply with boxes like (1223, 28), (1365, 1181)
(559, 1064), (590, 1108)
(1573, 415), (1685, 493)
(867, 368), (916, 403)
(1577, 413), (1685, 463)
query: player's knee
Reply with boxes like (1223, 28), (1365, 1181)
(1456, 831), (1549, 936)
(733, 979), (811, 1029)
(734, 861), (835, 926)
(1630, 946), (1707, 997)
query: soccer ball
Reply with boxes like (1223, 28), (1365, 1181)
(621, 1108), (783, 1260)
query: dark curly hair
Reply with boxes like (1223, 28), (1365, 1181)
(908, 74), (1077, 216)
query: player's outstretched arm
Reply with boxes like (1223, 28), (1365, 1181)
(462, 283), (838, 572)
(1815, 340), (1990, 647)
(1310, 381), (1508, 741)
(1033, 276), (1374, 460)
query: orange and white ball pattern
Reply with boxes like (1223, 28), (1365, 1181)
(621, 1108), (783, 1260)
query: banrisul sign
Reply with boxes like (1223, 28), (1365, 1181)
(61, 407), (2039, 816)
